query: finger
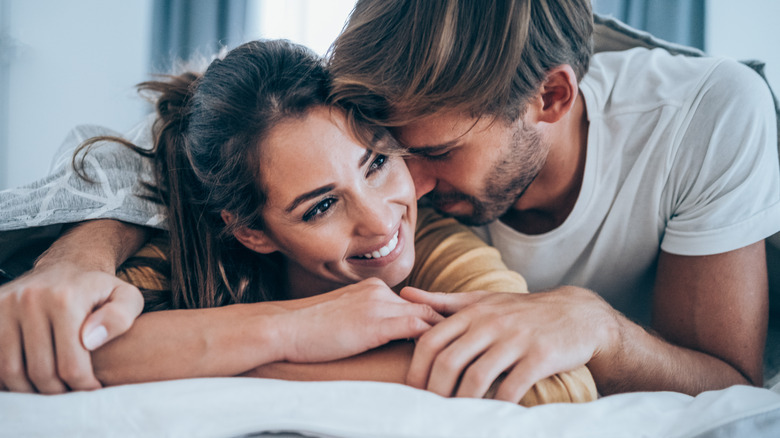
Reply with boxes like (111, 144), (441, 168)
(406, 316), (469, 389)
(493, 357), (550, 404)
(0, 320), (36, 393)
(399, 287), (486, 315)
(51, 306), (101, 391)
(455, 340), (522, 399)
(19, 311), (67, 394)
(409, 302), (445, 326)
(82, 283), (144, 351)
(377, 316), (433, 343)
(426, 330), (494, 398)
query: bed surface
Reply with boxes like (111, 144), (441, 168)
(2, 377), (779, 438)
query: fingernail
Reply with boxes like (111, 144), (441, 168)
(83, 325), (108, 350)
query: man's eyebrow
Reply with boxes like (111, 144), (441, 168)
(405, 139), (459, 155)
(285, 185), (336, 214)
(285, 149), (373, 214)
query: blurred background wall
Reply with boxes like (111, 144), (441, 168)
(0, 0), (778, 190)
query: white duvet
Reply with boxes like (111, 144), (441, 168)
(2, 378), (779, 438)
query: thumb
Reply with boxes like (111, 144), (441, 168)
(81, 283), (144, 351)
(399, 287), (487, 316)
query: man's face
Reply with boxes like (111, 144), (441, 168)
(395, 111), (550, 226)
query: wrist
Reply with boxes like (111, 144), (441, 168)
(208, 303), (292, 367)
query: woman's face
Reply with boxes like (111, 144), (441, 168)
(252, 106), (417, 296)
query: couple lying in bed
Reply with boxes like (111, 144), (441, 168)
(51, 39), (596, 405)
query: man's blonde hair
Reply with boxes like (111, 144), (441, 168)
(328, 0), (593, 127)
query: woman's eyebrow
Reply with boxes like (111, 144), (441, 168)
(285, 185), (336, 214)
(358, 148), (373, 167)
(285, 150), (373, 214)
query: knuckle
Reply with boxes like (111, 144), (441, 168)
(58, 364), (91, 389)
(419, 304), (438, 320)
(101, 306), (134, 333)
(414, 333), (436, 351)
(18, 287), (43, 310)
(435, 352), (460, 374)
(461, 367), (489, 390)
(26, 363), (55, 388)
(0, 357), (23, 380)
(404, 316), (426, 333)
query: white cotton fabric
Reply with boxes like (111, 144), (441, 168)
(472, 48), (780, 323)
(0, 378), (778, 438)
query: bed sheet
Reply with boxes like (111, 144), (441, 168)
(1, 378), (779, 438)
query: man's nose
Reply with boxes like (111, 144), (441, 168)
(405, 157), (436, 200)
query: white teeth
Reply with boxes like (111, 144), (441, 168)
(361, 231), (399, 259)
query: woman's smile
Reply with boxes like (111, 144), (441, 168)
(251, 105), (418, 297)
(348, 228), (404, 266)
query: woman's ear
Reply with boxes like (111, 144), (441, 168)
(529, 64), (579, 124)
(221, 210), (279, 254)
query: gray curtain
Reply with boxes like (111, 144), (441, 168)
(150, 0), (249, 73)
(593, 0), (706, 50)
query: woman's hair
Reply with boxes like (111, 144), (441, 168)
(328, 0), (593, 126)
(77, 40), (373, 310)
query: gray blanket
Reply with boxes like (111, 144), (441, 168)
(0, 116), (164, 277)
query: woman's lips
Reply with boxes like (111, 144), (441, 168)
(348, 229), (404, 267)
(358, 231), (399, 259)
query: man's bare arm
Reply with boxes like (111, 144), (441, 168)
(400, 242), (767, 401)
(592, 242), (767, 394)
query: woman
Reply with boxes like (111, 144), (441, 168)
(83, 39), (596, 405)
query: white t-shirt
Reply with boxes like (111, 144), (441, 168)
(472, 48), (780, 324)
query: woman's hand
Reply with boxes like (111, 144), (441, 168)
(276, 278), (443, 363)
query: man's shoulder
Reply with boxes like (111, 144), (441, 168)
(583, 48), (732, 112)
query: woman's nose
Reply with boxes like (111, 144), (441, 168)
(353, 194), (396, 237)
(404, 157), (437, 200)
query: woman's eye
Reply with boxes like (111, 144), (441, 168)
(368, 154), (387, 174)
(302, 198), (336, 222)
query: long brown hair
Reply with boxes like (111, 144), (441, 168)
(77, 40), (337, 309)
(328, 0), (593, 126)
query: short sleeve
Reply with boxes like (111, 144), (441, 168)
(661, 59), (780, 256)
(405, 208), (528, 293)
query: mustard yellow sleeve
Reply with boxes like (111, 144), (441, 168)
(405, 208), (528, 293)
(406, 208), (597, 405)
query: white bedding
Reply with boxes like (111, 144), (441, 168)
(2, 378), (779, 438)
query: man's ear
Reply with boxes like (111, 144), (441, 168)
(221, 210), (279, 254)
(530, 64), (579, 124)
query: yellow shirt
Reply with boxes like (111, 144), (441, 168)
(118, 208), (597, 406)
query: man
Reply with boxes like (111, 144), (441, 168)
(326, 0), (779, 401)
(1, 0), (778, 401)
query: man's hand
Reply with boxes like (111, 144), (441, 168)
(0, 263), (144, 393)
(400, 286), (620, 403)
(0, 219), (149, 394)
(277, 278), (444, 364)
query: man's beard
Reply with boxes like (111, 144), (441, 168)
(427, 122), (548, 226)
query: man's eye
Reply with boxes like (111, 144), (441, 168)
(368, 154), (387, 173)
(303, 198), (336, 222)
(419, 150), (452, 161)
